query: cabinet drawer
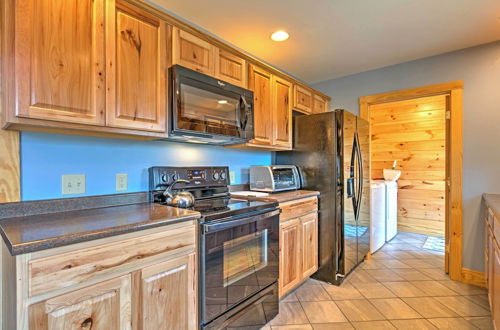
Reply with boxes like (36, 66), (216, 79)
(280, 197), (318, 222)
(28, 222), (196, 297)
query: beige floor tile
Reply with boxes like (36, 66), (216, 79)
(389, 319), (437, 330)
(370, 251), (395, 259)
(312, 323), (354, 329)
(352, 282), (396, 298)
(416, 281), (459, 296)
(385, 243), (419, 251)
(381, 281), (427, 297)
(438, 280), (488, 295)
(464, 294), (490, 309)
(427, 317), (478, 329)
(360, 259), (387, 270)
(271, 325), (313, 330)
(307, 278), (327, 285)
(369, 298), (422, 319)
(402, 297), (458, 318)
(382, 260), (412, 269)
(463, 316), (494, 330)
(418, 257), (445, 268)
(322, 282), (364, 301)
(270, 302), (310, 325)
(418, 268), (451, 281)
(364, 269), (405, 282)
(300, 301), (348, 324)
(295, 282), (332, 301)
(434, 296), (491, 317)
(401, 259), (436, 268)
(351, 321), (396, 329)
(335, 299), (385, 322)
(281, 292), (299, 303)
(345, 270), (378, 283)
(385, 251), (417, 259)
(390, 268), (433, 281)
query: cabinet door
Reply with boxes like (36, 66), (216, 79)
(215, 49), (247, 88)
(29, 275), (131, 330)
(14, 0), (106, 125)
(279, 218), (301, 297)
(272, 76), (292, 149)
(293, 85), (313, 114)
(172, 27), (215, 75)
(493, 243), (500, 330)
(301, 213), (318, 279)
(106, 1), (168, 132)
(313, 94), (328, 114)
(248, 65), (273, 146)
(134, 253), (197, 330)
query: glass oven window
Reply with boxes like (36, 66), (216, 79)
(180, 84), (239, 128)
(223, 230), (268, 287)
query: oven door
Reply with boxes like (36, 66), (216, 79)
(200, 208), (279, 325)
(171, 65), (254, 142)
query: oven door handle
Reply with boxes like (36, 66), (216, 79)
(201, 208), (280, 233)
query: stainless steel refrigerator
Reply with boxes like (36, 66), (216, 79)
(276, 110), (370, 285)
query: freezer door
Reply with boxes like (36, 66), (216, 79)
(356, 116), (371, 262)
(342, 111), (358, 276)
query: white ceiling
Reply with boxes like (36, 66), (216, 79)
(148, 0), (500, 84)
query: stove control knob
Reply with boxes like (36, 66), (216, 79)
(172, 173), (179, 181)
(161, 173), (169, 182)
(213, 172), (220, 180)
(220, 172), (227, 180)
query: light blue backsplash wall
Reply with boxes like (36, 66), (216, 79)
(20, 132), (272, 201)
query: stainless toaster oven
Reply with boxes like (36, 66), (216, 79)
(249, 165), (301, 192)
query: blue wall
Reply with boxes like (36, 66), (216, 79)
(20, 132), (272, 201)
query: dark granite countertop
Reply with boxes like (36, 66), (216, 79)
(484, 193), (500, 220)
(231, 190), (320, 204)
(0, 202), (200, 256)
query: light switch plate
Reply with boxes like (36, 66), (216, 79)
(116, 173), (128, 192)
(229, 171), (236, 184)
(62, 174), (86, 195)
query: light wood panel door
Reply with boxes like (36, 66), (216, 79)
(248, 65), (273, 146)
(370, 95), (447, 237)
(279, 218), (301, 297)
(14, 0), (106, 125)
(300, 213), (318, 279)
(272, 76), (292, 149)
(313, 94), (328, 113)
(293, 85), (313, 114)
(106, 1), (168, 132)
(215, 49), (247, 88)
(172, 27), (215, 75)
(134, 253), (197, 330)
(493, 242), (500, 329)
(28, 275), (131, 330)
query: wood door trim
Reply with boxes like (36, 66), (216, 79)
(359, 80), (463, 282)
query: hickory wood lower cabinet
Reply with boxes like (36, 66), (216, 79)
(484, 197), (500, 330)
(3, 220), (197, 330)
(279, 197), (319, 297)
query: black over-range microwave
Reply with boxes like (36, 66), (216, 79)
(167, 65), (254, 145)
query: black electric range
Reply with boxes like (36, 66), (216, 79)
(149, 166), (279, 330)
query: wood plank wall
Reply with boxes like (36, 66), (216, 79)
(370, 95), (446, 237)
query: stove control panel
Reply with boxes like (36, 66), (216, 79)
(149, 166), (230, 190)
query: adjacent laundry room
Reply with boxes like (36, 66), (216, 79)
(367, 94), (447, 260)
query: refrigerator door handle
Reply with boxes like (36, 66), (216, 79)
(354, 132), (363, 221)
(350, 136), (359, 215)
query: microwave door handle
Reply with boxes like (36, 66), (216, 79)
(239, 95), (249, 129)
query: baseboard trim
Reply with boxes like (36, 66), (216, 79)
(461, 268), (486, 287)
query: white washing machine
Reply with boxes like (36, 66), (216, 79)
(370, 181), (386, 253)
(385, 181), (398, 242)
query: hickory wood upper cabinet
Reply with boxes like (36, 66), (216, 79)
(247, 65), (273, 146)
(272, 75), (293, 149)
(11, 0), (106, 126)
(215, 49), (248, 88)
(29, 275), (132, 329)
(313, 93), (329, 113)
(106, 0), (168, 132)
(293, 85), (313, 114)
(172, 27), (216, 76)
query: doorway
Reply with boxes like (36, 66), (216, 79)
(359, 81), (463, 282)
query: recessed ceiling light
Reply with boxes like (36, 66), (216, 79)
(271, 30), (289, 42)
(218, 100), (228, 104)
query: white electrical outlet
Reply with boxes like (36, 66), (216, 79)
(62, 174), (86, 195)
(116, 173), (128, 192)
(229, 171), (236, 184)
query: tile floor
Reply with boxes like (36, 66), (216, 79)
(263, 231), (492, 330)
